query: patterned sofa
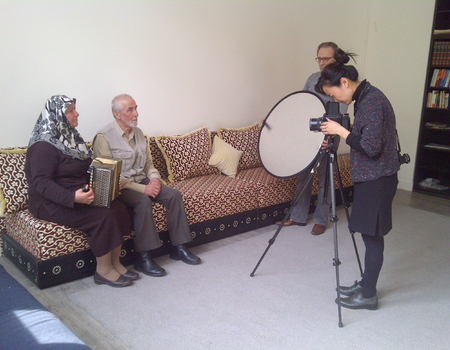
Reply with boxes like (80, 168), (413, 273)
(0, 123), (353, 289)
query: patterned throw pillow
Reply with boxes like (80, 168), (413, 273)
(209, 136), (243, 178)
(155, 127), (219, 183)
(217, 123), (261, 171)
(0, 148), (29, 216)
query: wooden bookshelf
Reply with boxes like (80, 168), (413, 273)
(414, 0), (450, 199)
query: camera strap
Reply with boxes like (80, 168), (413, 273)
(396, 130), (402, 153)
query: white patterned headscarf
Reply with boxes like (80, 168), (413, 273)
(28, 95), (92, 160)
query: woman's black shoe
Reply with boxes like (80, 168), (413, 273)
(94, 272), (132, 288)
(336, 291), (378, 310)
(338, 280), (362, 296)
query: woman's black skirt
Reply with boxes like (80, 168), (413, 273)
(349, 173), (398, 237)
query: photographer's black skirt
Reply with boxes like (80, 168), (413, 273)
(349, 173), (398, 237)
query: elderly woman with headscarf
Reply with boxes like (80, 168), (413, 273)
(25, 95), (137, 288)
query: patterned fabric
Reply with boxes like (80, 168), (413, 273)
(236, 167), (297, 207)
(156, 127), (219, 183)
(167, 174), (259, 225)
(28, 95), (91, 161)
(0, 217), (5, 256)
(307, 155), (353, 195)
(147, 136), (169, 180)
(4, 209), (134, 260)
(218, 123), (262, 171)
(0, 148), (28, 216)
(335, 154), (353, 189)
(236, 154), (353, 208)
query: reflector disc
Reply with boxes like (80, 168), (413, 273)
(259, 91), (326, 178)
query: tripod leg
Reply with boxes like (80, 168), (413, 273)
(250, 152), (326, 277)
(328, 154), (344, 327)
(334, 158), (363, 277)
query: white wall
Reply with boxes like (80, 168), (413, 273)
(362, 0), (434, 190)
(0, 0), (435, 191)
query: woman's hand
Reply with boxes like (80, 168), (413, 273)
(321, 136), (329, 150)
(74, 186), (95, 205)
(320, 118), (350, 140)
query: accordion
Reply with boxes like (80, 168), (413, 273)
(88, 157), (122, 208)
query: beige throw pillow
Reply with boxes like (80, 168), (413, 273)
(209, 136), (243, 177)
(217, 123), (261, 171)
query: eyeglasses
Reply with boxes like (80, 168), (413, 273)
(315, 57), (333, 63)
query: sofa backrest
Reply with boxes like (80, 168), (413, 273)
(0, 148), (29, 217)
(147, 135), (170, 180)
(0, 126), (260, 215)
(147, 130), (220, 183)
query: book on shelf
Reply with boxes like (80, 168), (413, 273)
(427, 90), (450, 108)
(431, 41), (450, 66)
(429, 69), (450, 87)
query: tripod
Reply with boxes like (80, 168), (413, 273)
(250, 136), (362, 327)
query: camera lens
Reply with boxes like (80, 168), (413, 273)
(309, 118), (320, 132)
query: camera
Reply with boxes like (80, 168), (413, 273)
(398, 152), (410, 165)
(309, 101), (350, 132)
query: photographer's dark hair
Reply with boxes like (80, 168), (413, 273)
(315, 49), (358, 95)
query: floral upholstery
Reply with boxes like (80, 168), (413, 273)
(236, 154), (352, 208)
(156, 127), (219, 183)
(0, 148), (28, 257)
(167, 174), (258, 225)
(235, 167), (297, 208)
(0, 148), (28, 216)
(218, 123), (262, 171)
(147, 135), (169, 180)
(5, 210), (90, 260)
(4, 210), (134, 261)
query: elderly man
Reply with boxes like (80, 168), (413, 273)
(93, 94), (201, 277)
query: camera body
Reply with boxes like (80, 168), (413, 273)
(309, 101), (350, 132)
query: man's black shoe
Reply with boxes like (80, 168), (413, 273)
(336, 291), (378, 310)
(134, 251), (166, 277)
(170, 244), (201, 265)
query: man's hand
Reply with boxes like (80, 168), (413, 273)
(144, 178), (161, 198)
(75, 186), (94, 205)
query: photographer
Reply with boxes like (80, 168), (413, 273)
(316, 49), (400, 310)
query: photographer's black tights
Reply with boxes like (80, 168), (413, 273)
(360, 233), (385, 298)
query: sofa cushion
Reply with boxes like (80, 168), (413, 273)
(5, 210), (90, 260)
(236, 154), (353, 209)
(4, 209), (134, 261)
(156, 127), (219, 183)
(208, 136), (243, 178)
(236, 167), (297, 208)
(166, 174), (259, 225)
(217, 123), (261, 171)
(0, 148), (28, 216)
